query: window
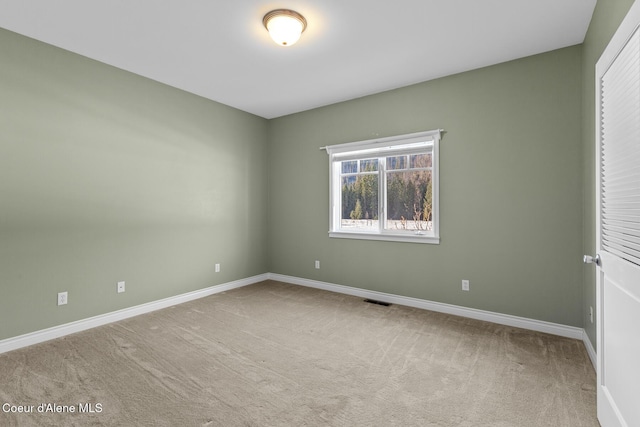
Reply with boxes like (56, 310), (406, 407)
(325, 130), (441, 244)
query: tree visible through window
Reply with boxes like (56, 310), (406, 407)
(325, 130), (441, 244)
(341, 158), (378, 231)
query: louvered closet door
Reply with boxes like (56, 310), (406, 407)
(596, 5), (640, 426)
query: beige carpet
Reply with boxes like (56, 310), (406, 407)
(0, 280), (598, 426)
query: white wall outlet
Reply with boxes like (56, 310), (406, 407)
(117, 281), (126, 293)
(590, 306), (594, 323)
(462, 280), (470, 291)
(215, 263), (220, 273)
(315, 260), (320, 269)
(57, 291), (68, 306)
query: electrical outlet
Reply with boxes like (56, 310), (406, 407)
(215, 263), (220, 273)
(315, 260), (320, 269)
(462, 280), (470, 291)
(117, 281), (125, 293)
(57, 291), (68, 306)
(590, 306), (594, 323)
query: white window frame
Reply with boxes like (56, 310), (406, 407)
(325, 129), (441, 244)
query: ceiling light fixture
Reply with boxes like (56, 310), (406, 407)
(263, 9), (307, 47)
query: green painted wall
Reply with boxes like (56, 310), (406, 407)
(268, 46), (584, 327)
(2, 0), (632, 344)
(581, 0), (635, 349)
(0, 28), (269, 340)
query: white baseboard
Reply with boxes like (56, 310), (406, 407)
(269, 273), (586, 341)
(1, 271), (598, 370)
(0, 274), (268, 355)
(582, 332), (597, 369)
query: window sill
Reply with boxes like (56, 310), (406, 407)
(329, 231), (440, 244)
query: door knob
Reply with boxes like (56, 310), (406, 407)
(583, 254), (601, 266)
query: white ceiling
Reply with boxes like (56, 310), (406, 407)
(0, 0), (596, 119)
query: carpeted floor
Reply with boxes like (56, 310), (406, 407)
(0, 280), (598, 426)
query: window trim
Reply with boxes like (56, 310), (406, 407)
(325, 129), (442, 244)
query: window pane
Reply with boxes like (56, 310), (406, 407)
(385, 170), (432, 232)
(410, 153), (432, 168)
(341, 161), (358, 174)
(360, 158), (378, 171)
(386, 156), (407, 170)
(341, 173), (379, 231)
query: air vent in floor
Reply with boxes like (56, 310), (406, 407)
(364, 299), (391, 307)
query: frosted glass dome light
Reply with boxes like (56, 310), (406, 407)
(263, 9), (307, 47)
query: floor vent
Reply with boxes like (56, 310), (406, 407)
(364, 299), (391, 307)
